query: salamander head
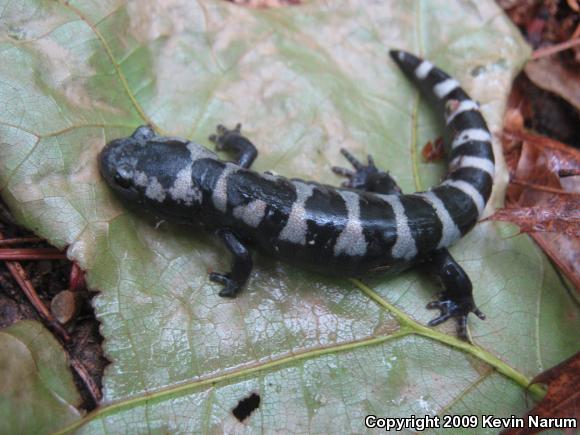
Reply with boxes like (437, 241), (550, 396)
(99, 126), (152, 204)
(99, 125), (206, 218)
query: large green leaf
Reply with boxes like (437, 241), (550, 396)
(0, 321), (81, 434)
(0, 0), (578, 433)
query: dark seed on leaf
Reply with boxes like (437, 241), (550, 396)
(232, 392), (261, 422)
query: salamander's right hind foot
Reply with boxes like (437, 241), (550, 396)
(424, 248), (486, 341)
(209, 272), (242, 298)
(427, 294), (486, 341)
(332, 148), (401, 195)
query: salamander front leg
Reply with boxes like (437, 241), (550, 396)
(332, 149), (402, 195)
(425, 248), (485, 340)
(209, 123), (258, 169)
(209, 229), (253, 298)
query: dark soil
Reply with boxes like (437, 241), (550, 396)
(0, 199), (108, 410)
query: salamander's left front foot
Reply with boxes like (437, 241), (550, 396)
(427, 294), (485, 340)
(209, 272), (242, 298)
(209, 229), (253, 299)
(209, 123), (257, 169)
(209, 123), (242, 151)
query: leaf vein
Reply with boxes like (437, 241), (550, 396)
(57, 1), (154, 129)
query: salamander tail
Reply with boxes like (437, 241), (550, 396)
(390, 49), (495, 241)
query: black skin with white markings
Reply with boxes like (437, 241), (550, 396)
(99, 50), (494, 339)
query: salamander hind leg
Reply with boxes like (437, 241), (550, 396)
(209, 123), (258, 169)
(425, 248), (485, 340)
(332, 149), (402, 195)
(209, 229), (253, 298)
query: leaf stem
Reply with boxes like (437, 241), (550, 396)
(52, 330), (411, 434)
(410, 90), (423, 192)
(351, 278), (546, 401)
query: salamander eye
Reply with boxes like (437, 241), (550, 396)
(114, 166), (133, 189)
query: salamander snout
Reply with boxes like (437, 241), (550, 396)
(99, 125), (155, 187)
(99, 134), (145, 200)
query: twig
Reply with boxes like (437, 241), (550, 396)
(511, 179), (578, 195)
(0, 248), (67, 260)
(0, 237), (43, 246)
(69, 262), (86, 293)
(503, 128), (580, 153)
(4, 260), (70, 341)
(69, 357), (102, 404)
(0, 231), (101, 406)
(532, 37), (580, 60)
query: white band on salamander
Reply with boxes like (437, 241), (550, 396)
(442, 179), (486, 215)
(434, 78), (460, 99)
(378, 194), (418, 260)
(415, 61), (433, 79)
(417, 191), (462, 249)
(212, 164), (237, 212)
(451, 129), (492, 149)
(445, 100), (480, 125)
(450, 155), (495, 178)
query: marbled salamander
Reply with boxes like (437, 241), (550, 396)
(99, 51), (494, 339)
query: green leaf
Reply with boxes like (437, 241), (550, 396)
(0, 0), (578, 433)
(0, 321), (81, 434)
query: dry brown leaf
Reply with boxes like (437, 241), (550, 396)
(490, 196), (580, 237)
(421, 137), (445, 162)
(525, 57), (580, 111)
(504, 130), (580, 183)
(501, 352), (580, 434)
(490, 129), (580, 291)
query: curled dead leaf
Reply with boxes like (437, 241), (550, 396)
(525, 57), (580, 111)
(500, 351), (580, 435)
(494, 129), (580, 291)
